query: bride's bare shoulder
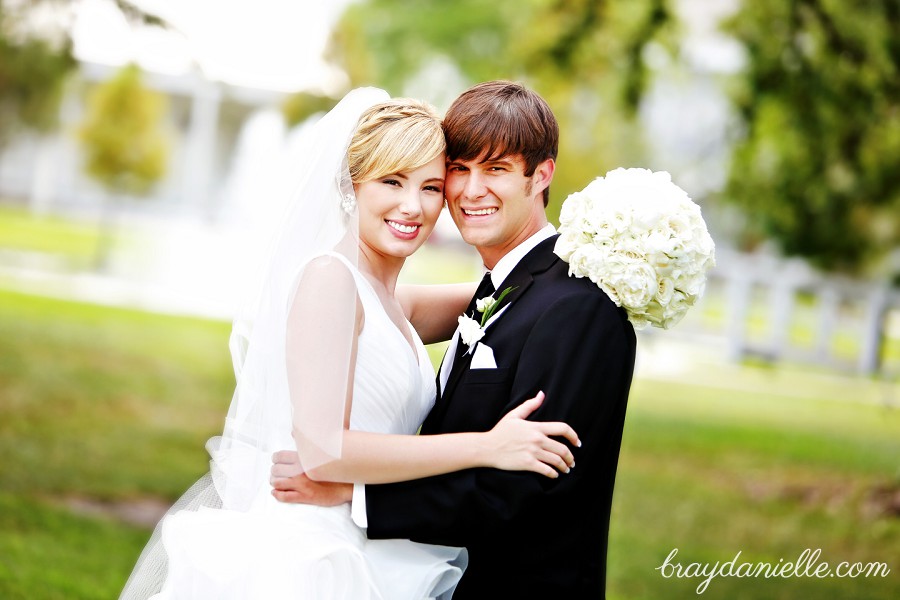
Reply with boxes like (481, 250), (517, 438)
(297, 254), (357, 293)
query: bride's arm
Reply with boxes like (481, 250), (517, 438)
(398, 282), (477, 344)
(286, 261), (576, 486)
(303, 392), (578, 484)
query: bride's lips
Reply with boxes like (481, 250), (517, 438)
(385, 219), (421, 240)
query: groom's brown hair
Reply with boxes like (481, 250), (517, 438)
(442, 80), (559, 206)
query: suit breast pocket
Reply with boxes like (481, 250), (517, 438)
(444, 368), (514, 431)
(464, 367), (510, 385)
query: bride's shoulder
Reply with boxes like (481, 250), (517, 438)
(297, 253), (359, 295)
(291, 254), (364, 329)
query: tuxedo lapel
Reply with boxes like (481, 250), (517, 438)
(435, 235), (562, 411)
(491, 234), (560, 312)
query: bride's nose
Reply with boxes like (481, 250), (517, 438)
(399, 190), (423, 217)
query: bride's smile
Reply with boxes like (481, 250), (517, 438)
(385, 218), (421, 238)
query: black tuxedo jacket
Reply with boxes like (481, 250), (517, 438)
(365, 235), (636, 599)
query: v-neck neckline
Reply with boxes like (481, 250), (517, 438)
(322, 251), (422, 368)
(355, 271), (422, 369)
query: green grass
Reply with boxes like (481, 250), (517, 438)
(0, 493), (149, 600)
(608, 378), (900, 599)
(1, 288), (898, 599)
(0, 289), (233, 500)
(0, 205), (104, 266)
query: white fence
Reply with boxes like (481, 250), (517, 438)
(665, 250), (900, 377)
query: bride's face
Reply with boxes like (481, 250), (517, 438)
(355, 155), (446, 260)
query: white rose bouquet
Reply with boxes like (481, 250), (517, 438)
(554, 168), (715, 330)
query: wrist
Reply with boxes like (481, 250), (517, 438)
(471, 431), (494, 469)
(342, 482), (354, 503)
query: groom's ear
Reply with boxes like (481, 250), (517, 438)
(531, 158), (555, 200)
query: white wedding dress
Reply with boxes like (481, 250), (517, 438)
(149, 257), (466, 599)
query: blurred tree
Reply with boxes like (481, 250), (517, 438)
(281, 91), (338, 127)
(0, 0), (165, 149)
(327, 0), (677, 223)
(723, 0), (900, 276)
(78, 63), (168, 269)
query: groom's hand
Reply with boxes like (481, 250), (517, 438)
(270, 451), (352, 506)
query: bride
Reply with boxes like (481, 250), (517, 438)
(121, 88), (578, 599)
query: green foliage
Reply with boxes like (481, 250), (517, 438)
(281, 91), (338, 127)
(0, 0), (166, 148)
(0, 9), (75, 146)
(78, 64), (169, 196)
(327, 0), (677, 223)
(110, 0), (167, 28)
(723, 0), (900, 275)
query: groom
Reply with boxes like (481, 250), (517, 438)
(274, 81), (636, 598)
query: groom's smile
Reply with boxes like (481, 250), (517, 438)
(462, 207), (498, 216)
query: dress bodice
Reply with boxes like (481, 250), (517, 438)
(345, 261), (436, 437)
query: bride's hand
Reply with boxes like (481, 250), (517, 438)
(483, 392), (580, 478)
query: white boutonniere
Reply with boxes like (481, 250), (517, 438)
(457, 286), (516, 349)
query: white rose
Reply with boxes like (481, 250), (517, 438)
(558, 191), (589, 226)
(568, 245), (604, 280)
(643, 300), (668, 328)
(599, 280), (622, 306)
(631, 314), (651, 330)
(648, 251), (674, 277)
(656, 277), (675, 305)
(644, 229), (673, 256)
(476, 296), (497, 313)
(610, 262), (657, 310)
(457, 316), (485, 347)
(554, 230), (590, 261)
(680, 275), (706, 298)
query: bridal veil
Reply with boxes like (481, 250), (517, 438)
(121, 87), (391, 598)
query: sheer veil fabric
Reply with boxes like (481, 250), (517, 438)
(120, 88), (391, 598)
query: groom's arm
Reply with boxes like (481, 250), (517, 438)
(363, 290), (635, 547)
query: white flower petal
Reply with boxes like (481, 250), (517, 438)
(457, 316), (485, 347)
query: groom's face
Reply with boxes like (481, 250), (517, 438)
(445, 153), (551, 268)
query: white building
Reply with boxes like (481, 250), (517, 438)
(0, 61), (287, 222)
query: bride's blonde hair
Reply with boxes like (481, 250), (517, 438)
(347, 98), (445, 183)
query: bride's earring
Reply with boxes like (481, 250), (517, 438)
(341, 193), (357, 214)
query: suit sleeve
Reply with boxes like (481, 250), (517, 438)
(363, 291), (635, 547)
